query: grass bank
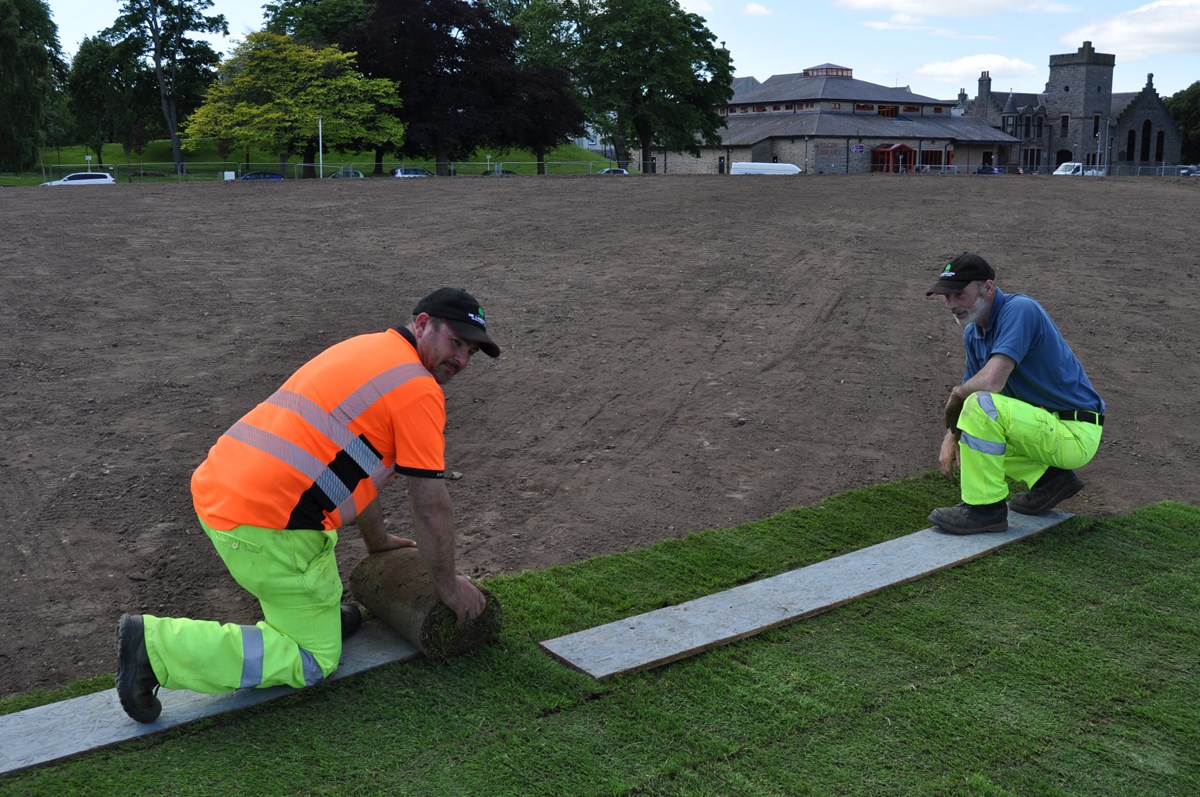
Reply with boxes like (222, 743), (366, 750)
(3, 474), (1197, 795)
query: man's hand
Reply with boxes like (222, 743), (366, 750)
(938, 429), (960, 479)
(943, 385), (966, 432)
(443, 576), (486, 627)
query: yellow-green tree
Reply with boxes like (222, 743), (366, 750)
(183, 31), (404, 175)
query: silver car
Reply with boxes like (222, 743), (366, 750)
(41, 172), (116, 186)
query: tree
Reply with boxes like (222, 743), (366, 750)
(1165, 81), (1200, 163)
(571, 0), (732, 172)
(105, 0), (227, 172)
(182, 32), (405, 176)
(506, 65), (586, 173)
(0, 0), (63, 171)
(66, 36), (117, 165)
(263, 0), (366, 46)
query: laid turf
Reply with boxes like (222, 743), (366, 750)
(3, 475), (1197, 796)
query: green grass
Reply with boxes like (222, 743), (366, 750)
(1, 140), (625, 185)
(3, 474), (1198, 795)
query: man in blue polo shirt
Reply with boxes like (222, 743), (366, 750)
(926, 252), (1105, 534)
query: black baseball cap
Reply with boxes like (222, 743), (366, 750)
(413, 287), (500, 358)
(926, 252), (996, 296)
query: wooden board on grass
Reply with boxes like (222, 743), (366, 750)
(0, 621), (419, 775)
(540, 510), (1073, 680)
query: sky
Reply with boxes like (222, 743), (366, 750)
(45, 0), (1200, 99)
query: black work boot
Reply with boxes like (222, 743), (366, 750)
(929, 501), (1009, 534)
(1009, 468), (1084, 515)
(116, 613), (162, 723)
(341, 603), (363, 639)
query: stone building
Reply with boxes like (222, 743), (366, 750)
(658, 63), (1017, 175)
(959, 41), (1182, 174)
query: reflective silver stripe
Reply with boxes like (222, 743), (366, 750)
(333, 362), (431, 425)
(226, 422), (353, 509)
(977, 391), (999, 420)
(225, 361), (431, 523)
(962, 431), (1006, 457)
(240, 624), (264, 688)
(299, 647), (324, 686)
(266, 389), (380, 476)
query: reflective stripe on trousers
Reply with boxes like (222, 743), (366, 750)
(141, 521), (341, 693)
(956, 391), (1103, 505)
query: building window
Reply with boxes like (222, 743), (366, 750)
(1036, 118), (1043, 138)
(831, 102), (841, 110)
(878, 105), (898, 118)
(785, 104), (793, 110)
(1061, 115), (1069, 136)
(1093, 115), (1101, 137)
(933, 107), (944, 113)
(773, 105), (781, 111)
(903, 105), (920, 113)
(855, 103), (875, 112)
(1024, 117), (1031, 137)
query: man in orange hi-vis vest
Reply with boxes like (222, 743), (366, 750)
(115, 288), (500, 723)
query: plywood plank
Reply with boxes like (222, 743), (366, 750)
(0, 621), (419, 775)
(540, 510), (1072, 680)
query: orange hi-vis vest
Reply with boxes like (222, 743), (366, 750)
(192, 329), (446, 532)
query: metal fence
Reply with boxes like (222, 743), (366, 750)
(28, 159), (633, 183)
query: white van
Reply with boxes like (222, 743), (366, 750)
(729, 161), (802, 175)
(1052, 162), (1103, 176)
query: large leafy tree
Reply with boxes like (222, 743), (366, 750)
(104, 0), (227, 172)
(183, 31), (405, 176)
(263, 0), (366, 46)
(1165, 81), (1200, 163)
(68, 34), (161, 164)
(343, 0), (526, 171)
(571, 0), (732, 172)
(490, 0), (732, 171)
(266, 0), (583, 173)
(0, 0), (63, 171)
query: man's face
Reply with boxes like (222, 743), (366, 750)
(414, 315), (478, 385)
(941, 280), (993, 327)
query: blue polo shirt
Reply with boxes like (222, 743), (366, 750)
(962, 288), (1105, 414)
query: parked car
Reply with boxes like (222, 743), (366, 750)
(975, 165), (1005, 175)
(1052, 162), (1103, 176)
(41, 171), (116, 186)
(328, 169), (364, 179)
(1177, 164), (1199, 176)
(596, 168), (629, 175)
(392, 167), (433, 178)
(240, 171), (284, 180)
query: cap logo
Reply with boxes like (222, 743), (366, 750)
(469, 307), (486, 328)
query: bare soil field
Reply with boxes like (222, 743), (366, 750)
(2, 173), (1196, 696)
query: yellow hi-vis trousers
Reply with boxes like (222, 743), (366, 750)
(957, 392), (1103, 505)
(142, 520), (343, 694)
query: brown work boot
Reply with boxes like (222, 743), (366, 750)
(1008, 468), (1084, 515)
(929, 501), (1009, 534)
(116, 614), (162, 723)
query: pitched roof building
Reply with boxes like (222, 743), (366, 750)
(660, 62), (1017, 174)
(658, 42), (1181, 175)
(958, 41), (1182, 174)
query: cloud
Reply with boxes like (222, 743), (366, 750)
(679, 0), (713, 12)
(1064, 0), (1200, 61)
(913, 54), (1041, 86)
(837, 0), (1071, 15)
(744, 2), (774, 15)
